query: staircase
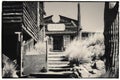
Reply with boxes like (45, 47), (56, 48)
(48, 52), (72, 74)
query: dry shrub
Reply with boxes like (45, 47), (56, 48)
(65, 33), (105, 64)
(2, 59), (18, 78)
(26, 41), (46, 55)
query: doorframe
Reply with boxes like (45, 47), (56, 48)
(53, 35), (63, 51)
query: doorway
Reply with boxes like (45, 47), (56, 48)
(53, 35), (63, 51)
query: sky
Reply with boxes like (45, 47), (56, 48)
(44, 2), (105, 32)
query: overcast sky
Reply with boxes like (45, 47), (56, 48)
(44, 2), (105, 32)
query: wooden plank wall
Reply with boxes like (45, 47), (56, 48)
(111, 13), (119, 75)
(22, 2), (45, 41)
(2, 2), (23, 23)
(22, 2), (38, 41)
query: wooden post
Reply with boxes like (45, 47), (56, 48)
(46, 40), (48, 71)
(44, 36), (49, 71)
(37, 1), (40, 41)
(15, 32), (22, 77)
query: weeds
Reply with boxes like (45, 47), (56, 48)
(2, 55), (18, 78)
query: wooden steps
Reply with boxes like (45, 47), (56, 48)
(48, 52), (72, 73)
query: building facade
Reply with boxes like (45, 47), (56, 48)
(44, 15), (79, 51)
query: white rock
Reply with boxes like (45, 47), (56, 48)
(95, 60), (105, 70)
(83, 63), (93, 72)
(77, 65), (90, 78)
(90, 68), (106, 78)
(12, 71), (18, 77)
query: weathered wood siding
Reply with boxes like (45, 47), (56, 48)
(22, 2), (38, 41)
(104, 2), (119, 77)
(2, 2), (23, 23)
(21, 2), (46, 75)
(22, 2), (45, 41)
(2, 2), (23, 60)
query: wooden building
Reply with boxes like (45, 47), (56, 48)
(104, 2), (119, 77)
(2, 1), (45, 77)
(44, 15), (79, 51)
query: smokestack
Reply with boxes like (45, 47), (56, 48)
(77, 2), (82, 39)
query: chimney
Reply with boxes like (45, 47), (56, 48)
(77, 2), (82, 39)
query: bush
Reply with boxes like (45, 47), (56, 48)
(26, 41), (46, 55)
(65, 33), (105, 65)
(2, 59), (18, 78)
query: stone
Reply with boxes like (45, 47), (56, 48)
(89, 69), (106, 78)
(71, 60), (106, 78)
(77, 65), (90, 78)
(83, 63), (93, 72)
(95, 60), (105, 70)
(89, 60), (106, 78)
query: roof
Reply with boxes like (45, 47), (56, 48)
(44, 15), (78, 33)
(44, 15), (53, 23)
(44, 15), (78, 26)
(59, 15), (78, 26)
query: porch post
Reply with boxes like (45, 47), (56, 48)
(44, 36), (49, 71)
(15, 32), (22, 77)
(46, 39), (48, 71)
